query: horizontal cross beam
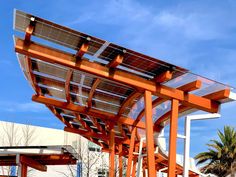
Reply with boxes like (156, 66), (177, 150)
(32, 95), (146, 129)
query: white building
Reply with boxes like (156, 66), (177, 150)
(0, 120), (206, 177)
(0, 121), (110, 177)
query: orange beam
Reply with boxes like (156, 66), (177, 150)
(154, 88), (231, 132)
(24, 56), (41, 94)
(65, 69), (73, 103)
(204, 89), (230, 100)
(20, 155), (47, 172)
(32, 95), (146, 129)
(15, 38), (220, 113)
(118, 144), (123, 177)
(107, 54), (124, 68)
(64, 127), (108, 143)
(167, 99), (179, 177)
(21, 163), (28, 177)
(153, 70), (172, 83)
(64, 126), (131, 145)
(75, 42), (89, 60)
(133, 97), (167, 127)
(74, 114), (93, 132)
(133, 80), (202, 127)
(126, 127), (136, 177)
(87, 53), (123, 109)
(65, 127), (105, 148)
(132, 157), (137, 177)
(90, 117), (107, 136)
(24, 21), (35, 43)
(177, 80), (202, 92)
(47, 105), (73, 128)
(117, 91), (142, 117)
(87, 78), (101, 108)
(109, 124), (115, 177)
(144, 90), (156, 177)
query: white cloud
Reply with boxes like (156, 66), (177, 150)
(0, 101), (46, 113)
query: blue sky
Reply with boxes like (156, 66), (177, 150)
(0, 0), (236, 157)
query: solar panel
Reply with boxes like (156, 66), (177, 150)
(17, 54), (132, 115)
(14, 9), (188, 80)
(14, 10), (104, 55)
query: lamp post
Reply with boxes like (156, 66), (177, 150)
(183, 113), (221, 177)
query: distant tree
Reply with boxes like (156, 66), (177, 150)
(195, 126), (236, 177)
(57, 135), (107, 177)
(0, 122), (36, 177)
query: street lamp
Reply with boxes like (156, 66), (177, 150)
(182, 113), (221, 177)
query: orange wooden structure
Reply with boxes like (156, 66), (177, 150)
(13, 10), (235, 177)
(0, 146), (77, 177)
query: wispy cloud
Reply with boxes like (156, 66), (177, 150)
(0, 101), (46, 113)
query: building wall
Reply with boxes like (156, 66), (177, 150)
(0, 121), (110, 177)
(0, 121), (203, 177)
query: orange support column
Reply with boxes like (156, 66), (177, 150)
(109, 124), (115, 177)
(126, 127), (136, 177)
(131, 157), (137, 177)
(167, 99), (179, 177)
(144, 90), (156, 177)
(143, 168), (146, 177)
(21, 164), (28, 177)
(118, 144), (123, 177)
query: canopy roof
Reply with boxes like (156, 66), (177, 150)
(14, 9), (235, 175)
(0, 145), (77, 166)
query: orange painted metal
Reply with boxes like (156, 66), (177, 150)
(118, 144), (123, 177)
(32, 95), (146, 129)
(75, 42), (89, 60)
(117, 91), (142, 117)
(204, 89), (230, 100)
(167, 99), (179, 177)
(126, 127), (136, 177)
(109, 124), (115, 177)
(47, 106), (73, 128)
(15, 38), (220, 113)
(74, 114), (93, 132)
(153, 70), (173, 83)
(144, 90), (156, 177)
(21, 163), (28, 177)
(65, 69), (73, 103)
(24, 56), (41, 95)
(132, 157), (137, 177)
(177, 80), (202, 92)
(24, 23), (34, 43)
(154, 88), (231, 132)
(87, 78), (101, 108)
(20, 155), (47, 172)
(107, 54), (124, 68)
(133, 80), (202, 128)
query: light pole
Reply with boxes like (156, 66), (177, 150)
(182, 113), (221, 177)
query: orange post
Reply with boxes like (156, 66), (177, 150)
(167, 99), (179, 177)
(109, 124), (115, 177)
(132, 157), (137, 177)
(126, 127), (136, 177)
(118, 144), (123, 177)
(144, 90), (156, 177)
(21, 163), (28, 177)
(143, 168), (146, 177)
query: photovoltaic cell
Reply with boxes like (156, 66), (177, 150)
(14, 9), (188, 80)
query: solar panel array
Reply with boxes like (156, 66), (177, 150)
(14, 9), (188, 80)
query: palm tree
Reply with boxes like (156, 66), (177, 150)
(195, 126), (236, 177)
